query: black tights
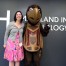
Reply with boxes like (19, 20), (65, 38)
(24, 50), (41, 66)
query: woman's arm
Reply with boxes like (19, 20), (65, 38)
(4, 24), (11, 45)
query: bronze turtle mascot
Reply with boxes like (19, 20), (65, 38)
(22, 4), (50, 66)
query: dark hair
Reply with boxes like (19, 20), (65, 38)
(14, 11), (23, 23)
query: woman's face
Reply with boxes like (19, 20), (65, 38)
(16, 12), (22, 21)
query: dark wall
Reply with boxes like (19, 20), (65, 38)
(0, 0), (66, 66)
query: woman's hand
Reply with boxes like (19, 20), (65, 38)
(19, 42), (23, 47)
(3, 44), (6, 48)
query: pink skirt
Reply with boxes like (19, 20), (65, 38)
(4, 38), (24, 61)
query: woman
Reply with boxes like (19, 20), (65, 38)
(3, 11), (24, 66)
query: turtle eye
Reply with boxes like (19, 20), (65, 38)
(38, 9), (40, 11)
(29, 8), (33, 11)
